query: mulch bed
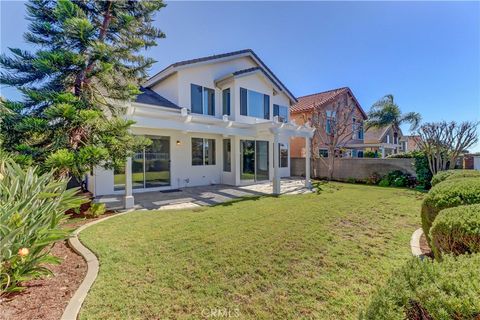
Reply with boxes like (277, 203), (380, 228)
(419, 232), (433, 258)
(0, 241), (87, 320)
(0, 211), (116, 320)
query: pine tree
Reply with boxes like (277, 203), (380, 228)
(0, 0), (165, 186)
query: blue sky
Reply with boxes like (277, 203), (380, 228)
(1, 1), (480, 150)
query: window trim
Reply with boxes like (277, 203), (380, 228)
(240, 87), (270, 119)
(273, 104), (289, 123)
(191, 83), (215, 116)
(223, 138), (231, 172)
(319, 148), (329, 158)
(192, 138), (216, 166)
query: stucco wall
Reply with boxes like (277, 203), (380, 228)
(290, 157), (416, 180)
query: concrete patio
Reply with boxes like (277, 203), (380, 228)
(96, 178), (312, 211)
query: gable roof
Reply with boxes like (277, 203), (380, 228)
(135, 87), (180, 109)
(364, 124), (404, 144)
(143, 49), (297, 103)
(290, 87), (367, 118)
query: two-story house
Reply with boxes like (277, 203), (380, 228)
(87, 49), (314, 208)
(289, 87), (367, 159)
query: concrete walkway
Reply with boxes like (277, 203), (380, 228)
(97, 178), (311, 210)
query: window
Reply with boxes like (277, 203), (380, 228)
(279, 143), (288, 167)
(223, 139), (231, 172)
(357, 122), (364, 139)
(222, 88), (230, 116)
(191, 84), (215, 115)
(273, 104), (289, 123)
(240, 87), (270, 119)
(326, 110), (336, 135)
(319, 149), (329, 157)
(192, 138), (216, 166)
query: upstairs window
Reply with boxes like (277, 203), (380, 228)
(222, 88), (231, 116)
(273, 104), (289, 123)
(357, 122), (364, 139)
(192, 138), (216, 166)
(326, 110), (336, 134)
(191, 84), (215, 116)
(319, 149), (329, 157)
(240, 88), (270, 119)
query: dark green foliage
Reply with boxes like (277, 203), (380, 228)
(388, 151), (432, 189)
(431, 169), (480, 187)
(421, 178), (480, 245)
(431, 204), (480, 259)
(361, 253), (480, 320)
(0, 159), (86, 294)
(377, 170), (416, 188)
(0, 0), (164, 184)
(363, 150), (377, 158)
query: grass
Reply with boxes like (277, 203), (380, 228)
(79, 182), (423, 319)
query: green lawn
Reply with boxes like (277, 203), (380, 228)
(79, 182), (423, 319)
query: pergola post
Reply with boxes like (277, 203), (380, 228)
(305, 137), (312, 189)
(273, 134), (281, 195)
(124, 156), (134, 209)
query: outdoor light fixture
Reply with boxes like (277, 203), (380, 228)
(176, 140), (181, 146)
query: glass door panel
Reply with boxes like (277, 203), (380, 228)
(145, 137), (170, 188)
(132, 152), (145, 189)
(114, 165), (126, 191)
(255, 141), (269, 181)
(241, 140), (255, 180)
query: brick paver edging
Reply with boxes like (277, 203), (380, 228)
(410, 228), (424, 257)
(61, 210), (135, 320)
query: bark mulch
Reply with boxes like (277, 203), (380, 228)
(0, 212), (116, 320)
(0, 241), (86, 320)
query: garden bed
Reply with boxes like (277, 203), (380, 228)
(0, 241), (86, 320)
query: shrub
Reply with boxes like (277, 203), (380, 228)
(430, 204), (480, 258)
(431, 169), (480, 187)
(364, 150), (377, 158)
(388, 151), (432, 189)
(361, 253), (480, 320)
(0, 160), (85, 294)
(365, 172), (382, 185)
(378, 178), (390, 187)
(87, 203), (106, 218)
(421, 177), (480, 246)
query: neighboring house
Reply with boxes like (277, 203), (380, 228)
(363, 124), (405, 157)
(87, 49), (314, 208)
(401, 135), (421, 152)
(290, 87), (368, 158)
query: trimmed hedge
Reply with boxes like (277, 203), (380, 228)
(361, 254), (480, 320)
(421, 177), (480, 245)
(430, 204), (480, 258)
(431, 169), (480, 187)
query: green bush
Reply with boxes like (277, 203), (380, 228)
(431, 169), (480, 187)
(388, 151), (432, 189)
(361, 253), (480, 320)
(430, 204), (480, 259)
(421, 177), (480, 246)
(378, 178), (390, 187)
(0, 160), (85, 294)
(364, 150), (377, 158)
(87, 203), (106, 218)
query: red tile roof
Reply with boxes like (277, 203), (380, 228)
(291, 87), (367, 119)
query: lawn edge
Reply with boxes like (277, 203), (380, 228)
(410, 228), (424, 257)
(61, 209), (136, 320)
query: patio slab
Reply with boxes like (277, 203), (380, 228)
(96, 178), (311, 210)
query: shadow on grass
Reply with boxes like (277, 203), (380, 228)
(210, 194), (280, 207)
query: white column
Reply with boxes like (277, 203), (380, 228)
(381, 147), (385, 158)
(305, 137), (312, 189)
(273, 134), (281, 195)
(124, 157), (134, 209)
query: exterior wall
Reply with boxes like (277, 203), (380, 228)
(92, 128), (292, 196)
(474, 156), (480, 170)
(290, 157), (416, 180)
(289, 92), (366, 158)
(151, 72), (179, 104)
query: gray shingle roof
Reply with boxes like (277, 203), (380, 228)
(135, 87), (180, 109)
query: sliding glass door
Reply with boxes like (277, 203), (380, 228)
(114, 136), (170, 191)
(240, 140), (269, 181)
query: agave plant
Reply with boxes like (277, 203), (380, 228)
(0, 159), (86, 294)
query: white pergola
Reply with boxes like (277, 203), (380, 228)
(122, 104), (315, 209)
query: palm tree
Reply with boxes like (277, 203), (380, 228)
(365, 94), (422, 142)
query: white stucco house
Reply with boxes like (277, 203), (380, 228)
(87, 49), (314, 208)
